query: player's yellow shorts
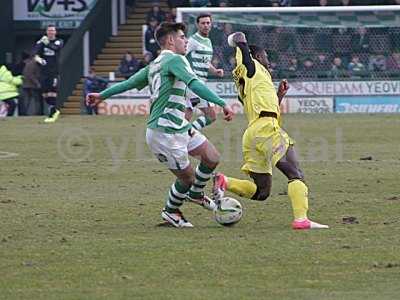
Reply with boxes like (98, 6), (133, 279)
(241, 117), (294, 175)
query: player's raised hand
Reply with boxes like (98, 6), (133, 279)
(277, 79), (289, 98)
(227, 32), (247, 47)
(222, 105), (234, 121)
(86, 93), (103, 107)
(215, 68), (224, 77)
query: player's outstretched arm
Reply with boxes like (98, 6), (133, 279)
(87, 66), (149, 107)
(228, 32), (255, 77)
(101, 66), (149, 98)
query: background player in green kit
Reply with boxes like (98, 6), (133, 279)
(185, 14), (225, 131)
(86, 22), (234, 228)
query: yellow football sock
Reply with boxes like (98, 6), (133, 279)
(226, 177), (257, 199)
(288, 179), (309, 220)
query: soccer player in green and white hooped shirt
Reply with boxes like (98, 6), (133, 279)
(86, 22), (234, 228)
(185, 13), (225, 131)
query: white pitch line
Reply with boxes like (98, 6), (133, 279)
(0, 151), (19, 159)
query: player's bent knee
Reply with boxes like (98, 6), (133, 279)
(251, 188), (270, 201)
(201, 144), (220, 168)
(257, 191), (270, 201)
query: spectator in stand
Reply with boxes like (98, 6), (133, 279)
(165, 7), (177, 22)
(368, 54), (387, 73)
(351, 27), (370, 53)
(340, 0), (351, 5)
(0, 65), (22, 116)
(286, 57), (299, 78)
(118, 51), (141, 79)
(319, 0), (328, 6)
(329, 56), (347, 78)
(315, 28), (333, 52)
(145, 17), (161, 59)
(146, 2), (166, 25)
(300, 57), (315, 78)
(142, 52), (153, 67)
(84, 68), (108, 115)
(272, 0), (292, 6)
(276, 27), (295, 52)
(348, 54), (367, 78)
(387, 51), (400, 75)
(219, 23), (235, 60)
(21, 51), (42, 116)
(314, 53), (331, 78)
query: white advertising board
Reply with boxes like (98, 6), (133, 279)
(286, 97), (334, 113)
(13, 0), (96, 21)
(99, 80), (400, 115)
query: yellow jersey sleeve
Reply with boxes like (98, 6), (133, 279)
(232, 47), (247, 102)
(235, 47), (243, 66)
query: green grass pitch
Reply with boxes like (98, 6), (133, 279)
(0, 114), (399, 299)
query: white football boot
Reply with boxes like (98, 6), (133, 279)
(161, 209), (193, 228)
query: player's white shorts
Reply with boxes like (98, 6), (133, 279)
(146, 128), (207, 170)
(185, 89), (215, 110)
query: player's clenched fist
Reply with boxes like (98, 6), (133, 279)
(222, 105), (234, 121)
(277, 79), (289, 98)
(86, 93), (103, 107)
(227, 32), (247, 47)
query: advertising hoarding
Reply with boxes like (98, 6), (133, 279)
(13, 0), (97, 28)
(286, 97), (333, 113)
(335, 96), (400, 113)
(98, 80), (400, 115)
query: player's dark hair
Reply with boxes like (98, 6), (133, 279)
(249, 45), (264, 57)
(196, 13), (212, 23)
(155, 22), (186, 46)
(46, 24), (56, 29)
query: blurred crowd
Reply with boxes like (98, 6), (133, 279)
(209, 26), (400, 80)
(133, 1), (400, 81)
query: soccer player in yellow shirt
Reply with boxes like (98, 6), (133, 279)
(213, 32), (329, 230)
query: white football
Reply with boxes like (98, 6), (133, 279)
(214, 197), (243, 226)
